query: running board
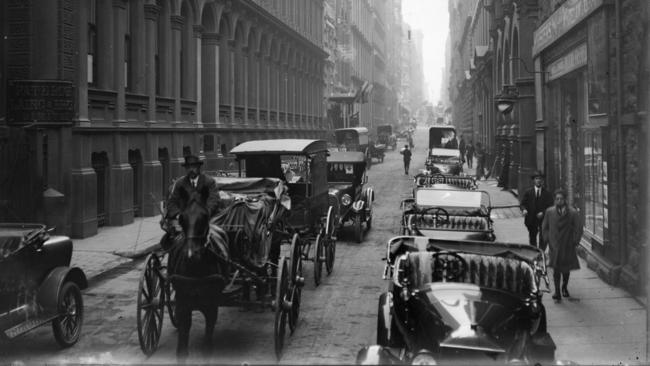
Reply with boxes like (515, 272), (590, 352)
(4, 315), (57, 339)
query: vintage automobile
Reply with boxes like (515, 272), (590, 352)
(326, 151), (374, 243)
(413, 172), (478, 193)
(334, 127), (373, 168)
(0, 224), (87, 347)
(400, 187), (495, 241)
(425, 125), (462, 175)
(377, 125), (398, 151)
(357, 235), (555, 365)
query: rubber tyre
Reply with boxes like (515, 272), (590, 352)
(137, 253), (165, 356)
(366, 213), (372, 230)
(354, 215), (363, 243)
(52, 282), (84, 348)
(325, 236), (336, 275)
(274, 258), (289, 360)
(314, 233), (324, 286)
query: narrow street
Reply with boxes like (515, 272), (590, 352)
(0, 128), (645, 364)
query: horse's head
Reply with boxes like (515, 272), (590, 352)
(178, 192), (210, 261)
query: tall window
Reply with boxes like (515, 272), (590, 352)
(88, 0), (97, 85)
(125, 3), (131, 90)
(583, 129), (605, 241)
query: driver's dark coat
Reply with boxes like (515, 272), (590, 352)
(166, 173), (220, 219)
(520, 186), (553, 227)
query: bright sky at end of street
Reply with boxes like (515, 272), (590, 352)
(402, 0), (449, 105)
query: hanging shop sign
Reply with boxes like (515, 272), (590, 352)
(7, 80), (74, 124)
(547, 43), (587, 81)
(533, 0), (604, 56)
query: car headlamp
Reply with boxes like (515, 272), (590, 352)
(411, 350), (437, 365)
(342, 194), (352, 206)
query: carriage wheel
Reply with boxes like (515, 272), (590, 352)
(289, 233), (303, 287)
(353, 215), (363, 243)
(274, 257), (290, 360)
(160, 253), (177, 328)
(137, 253), (165, 356)
(288, 257), (303, 334)
(325, 206), (336, 239)
(313, 233), (324, 286)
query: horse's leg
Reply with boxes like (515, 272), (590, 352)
(202, 305), (218, 355)
(175, 297), (192, 361)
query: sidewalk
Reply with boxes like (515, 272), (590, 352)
(70, 215), (162, 282)
(469, 168), (646, 364)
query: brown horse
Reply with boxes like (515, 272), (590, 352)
(168, 192), (227, 360)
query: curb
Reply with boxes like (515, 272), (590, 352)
(113, 240), (161, 260)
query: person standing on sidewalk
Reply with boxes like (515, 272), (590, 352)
(474, 142), (485, 180)
(459, 135), (467, 165)
(400, 144), (412, 175)
(520, 170), (554, 249)
(541, 188), (583, 302)
(466, 141), (474, 168)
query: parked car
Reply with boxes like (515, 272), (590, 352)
(377, 125), (397, 151)
(334, 127), (372, 169)
(0, 223), (87, 347)
(327, 151), (374, 243)
(357, 236), (556, 365)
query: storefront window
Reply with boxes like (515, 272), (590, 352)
(583, 129), (605, 241)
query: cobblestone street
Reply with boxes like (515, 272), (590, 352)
(0, 128), (645, 364)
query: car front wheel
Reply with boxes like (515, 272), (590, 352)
(52, 281), (84, 348)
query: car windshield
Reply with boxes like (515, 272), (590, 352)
(430, 128), (457, 148)
(415, 189), (489, 209)
(328, 163), (356, 183)
(281, 155), (309, 183)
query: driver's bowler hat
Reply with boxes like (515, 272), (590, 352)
(182, 155), (203, 167)
(531, 170), (545, 179)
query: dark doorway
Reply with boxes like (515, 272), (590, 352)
(128, 149), (143, 217)
(91, 152), (109, 226)
(158, 147), (170, 201)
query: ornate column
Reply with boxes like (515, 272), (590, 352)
(97, 0), (114, 90)
(170, 15), (183, 123)
(193, 25), (203, 125)
(228, 39), (236, 126)
(201, 33), (220, 126)
(113, 0), (126, 123)
(144, 4), (159, 124)
(75, 0), (90, 125)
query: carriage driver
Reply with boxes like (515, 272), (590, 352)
(160, 155), (220, 246)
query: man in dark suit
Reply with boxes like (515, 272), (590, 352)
(520, 170), (554, 249)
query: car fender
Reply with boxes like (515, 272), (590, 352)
(37, 266), (88, 312)
(362, 188), (374, 208)
(351, 200), (365, 213)
(379, 292), (392, 339)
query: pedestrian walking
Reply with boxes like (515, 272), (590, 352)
(466, 141), (474, 168)
(541, 188), (584, 302)
(520, 170), (554, 249)
(474, 142), (485, 180)
(400, 144), (412, 175)
(459, 136), (467, 165)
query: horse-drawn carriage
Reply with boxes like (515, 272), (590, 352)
(0, 224), (87, 348)
(357, 236), (555, 365)
(400, 187), (496, 241)
(136, 139), (337, 360)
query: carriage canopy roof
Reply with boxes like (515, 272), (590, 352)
(327, 151), (367, 163)
(335, 127), (369, 134)
(230, 139), (328, 156)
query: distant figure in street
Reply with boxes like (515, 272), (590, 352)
(400, 144), (412, 175)
(458, 136), (467, 165)
(407, 134), (414, 150)
(542, 188), (583, 302)
(520, 170), (554, 249)
(474, 142), (485, 180)
(466, 141), (475, 168)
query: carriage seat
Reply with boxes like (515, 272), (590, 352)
(403, 251), (537, 296)
(406, 214), (490, 231)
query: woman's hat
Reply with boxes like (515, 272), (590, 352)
(531, 170), (545, 179)
(182, 155), (203, 167)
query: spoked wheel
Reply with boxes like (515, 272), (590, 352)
(289, 257), (303, 334)
(313, 233), (324, 286)
(137, 253), (165, 356)
(324, 206), (337, 275)
(160, 253), (177, 328)
(274, 257), (290, 360)
(353, 215), (363, 243)
(52, 282), (84, 348)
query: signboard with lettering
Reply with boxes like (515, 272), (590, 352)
(7, 80), (74, 124)
(547, 43), (587, 81)
(533, 0), (604, 56)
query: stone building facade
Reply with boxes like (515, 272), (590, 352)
(533, 0), (648, 294)
(0, 0), (327, 238)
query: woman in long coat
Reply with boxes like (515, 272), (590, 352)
(541, 188), (583, 301)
